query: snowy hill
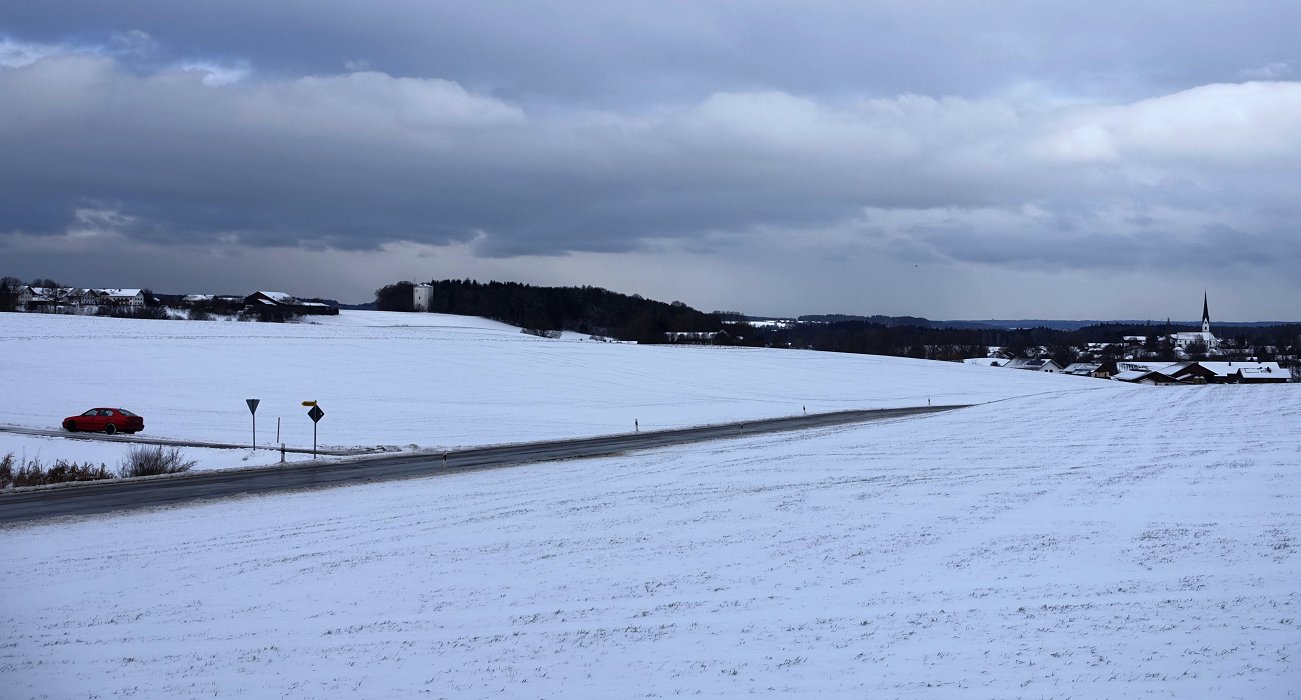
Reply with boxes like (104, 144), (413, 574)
(2, 381), (1298, 697)
(1, 310), (1118, 471)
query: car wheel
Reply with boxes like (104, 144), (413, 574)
(65, 421), (78, 432)
(105, 423), (117, 435)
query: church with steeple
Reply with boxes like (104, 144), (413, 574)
(1170, 292), (1219, 351)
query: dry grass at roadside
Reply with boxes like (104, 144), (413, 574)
(1, 445), (197, 487)
(1, 452), (113, 488)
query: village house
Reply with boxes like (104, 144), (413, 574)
(1112, 368), (1183, 385)
(1197, 361), (1290, 384)
(1061, 362), (1101, 377)
(243, 291), (339, 316)
(87, 289), (146, 308)
(1001, 358), (1063, 373)
(15, 286), (145, 311)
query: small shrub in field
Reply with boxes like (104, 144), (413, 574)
(118, 445), (197, 478)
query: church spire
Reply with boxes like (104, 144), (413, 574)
(1201, 291), (1211, 334)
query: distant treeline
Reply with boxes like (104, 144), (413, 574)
(764, 320), (1301, 363)
(374, 279), (1300, 361)
(797, 313), (933, 327)
(375, 280), (725, 342)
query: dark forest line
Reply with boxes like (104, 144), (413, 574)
(375, 280), (726, 343)
(375, 279), (1301, 364)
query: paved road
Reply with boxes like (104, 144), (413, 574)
(0, 424), (377, 456)
(0, 405), (966, 524)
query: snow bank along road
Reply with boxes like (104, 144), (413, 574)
(0, 424), (373, 456)
(0, 406), (962, 523)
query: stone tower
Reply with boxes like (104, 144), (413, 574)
(1201, 292), (1211, 335)
(413, 283), (433, 312)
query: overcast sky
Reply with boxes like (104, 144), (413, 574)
(2, 1), (1299, 320)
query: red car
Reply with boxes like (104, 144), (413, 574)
(63, 408), (145, 435)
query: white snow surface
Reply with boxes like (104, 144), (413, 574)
(2, 311), (1114, 471)
(2, 385), (1298, 697)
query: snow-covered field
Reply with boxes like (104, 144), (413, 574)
(3, 382), (1298, 697)
(3, 311), (1298, 697)
(1, 310), (1107, 471)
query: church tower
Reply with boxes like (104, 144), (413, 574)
(1201, 292), (1211, 334)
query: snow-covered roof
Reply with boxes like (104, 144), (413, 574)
(98, 288), (142, 297)
(253, 291), (296, 303)
(1062, 362), (1100, 375)
(1171, 331), (1218, 347)
(1198, 361), (1286, 378)
(1113, 369), (1180, 383)
(1003, 358), (1061, 371)
(1116, 361), (1172, 374)
(665, 331), (723, 340)
(1237, 366), (1286, 379)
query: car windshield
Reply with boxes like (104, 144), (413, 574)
(117, 409), (137, 416)
(82, 410), (98, 416)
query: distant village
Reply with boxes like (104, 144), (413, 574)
(1, 283), (338, 318)
(967, 356), (1290, 385)
(962, 295), (1292, 384)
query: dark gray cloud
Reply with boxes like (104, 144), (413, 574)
(1, 2), (1299, 318)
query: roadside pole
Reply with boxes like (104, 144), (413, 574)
(246, 399), (260, 451)
(303, 401), (324, 459)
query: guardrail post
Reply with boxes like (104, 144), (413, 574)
(280, 443), (286, 463)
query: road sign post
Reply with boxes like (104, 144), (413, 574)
(246, 399), (260, 450)
(305, 402), (324, 458)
